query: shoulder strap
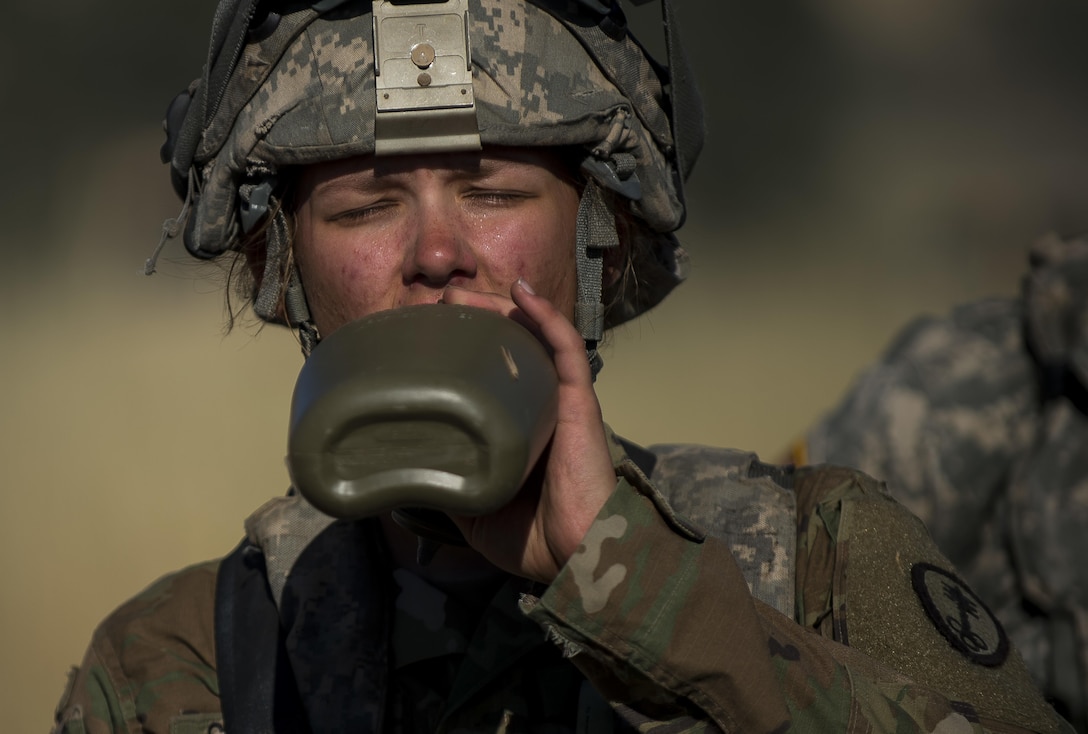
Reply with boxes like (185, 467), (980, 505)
(643, 443), (798, 617)
(215, 540), (313, 734)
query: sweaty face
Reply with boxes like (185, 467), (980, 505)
(292, 148), (581, 336)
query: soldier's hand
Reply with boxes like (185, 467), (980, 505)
(440, 280), (617, 584)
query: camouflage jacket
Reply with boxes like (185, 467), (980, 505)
(800, 234), (1088, 731)
(53, 433), (1068, 733)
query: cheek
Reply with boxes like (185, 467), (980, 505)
(477, 217), (575, 290)
(330, 246), (372, 286)
(522, 211), (578, 300)
(295, 227), (394, 330)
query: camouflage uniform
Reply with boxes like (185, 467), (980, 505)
(800, 233), (1088, 731)
(52, 1), (1072, 731)
(53, 431), (1068, 733)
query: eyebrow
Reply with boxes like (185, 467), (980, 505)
(310, 155), (541, 197)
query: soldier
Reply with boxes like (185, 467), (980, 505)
(797, 232), (1088, 732)
(52, 0), (1070, 732)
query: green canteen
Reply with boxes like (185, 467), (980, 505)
(286, 304), (559, 522)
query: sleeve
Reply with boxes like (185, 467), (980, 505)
(50, 561), (224, 734)
(51, 640), (138, 734)
(520, 471), (1071, 734)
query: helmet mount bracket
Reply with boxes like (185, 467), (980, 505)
(372, 0), (482, 155)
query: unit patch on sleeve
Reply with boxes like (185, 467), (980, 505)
(911, 562), (1009, 667)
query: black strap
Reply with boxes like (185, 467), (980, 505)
(215, 540), (313, 734)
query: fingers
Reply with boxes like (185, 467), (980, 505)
(508, 279), (594, 390)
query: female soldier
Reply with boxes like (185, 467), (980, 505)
(54, 1), (1067, 731)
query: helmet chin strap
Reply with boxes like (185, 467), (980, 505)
(286, 268), (320, 357)
(575, 177), (622, 381)
(247, 197), (321, 358)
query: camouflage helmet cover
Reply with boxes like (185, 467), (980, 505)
(164, 0), (704, 328)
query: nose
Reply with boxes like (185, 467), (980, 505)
(402, 202), (477, 288)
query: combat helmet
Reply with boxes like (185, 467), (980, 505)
(156, 0), (705, 361)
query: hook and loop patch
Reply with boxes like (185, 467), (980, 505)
(911, 562), (1009, 667)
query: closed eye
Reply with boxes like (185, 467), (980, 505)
(327, 201), (397, 224)
(464, 190), (532, 207)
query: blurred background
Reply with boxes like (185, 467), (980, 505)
(4, 1), (1088, 729)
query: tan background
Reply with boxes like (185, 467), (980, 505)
(4, 1), (1088, 730)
